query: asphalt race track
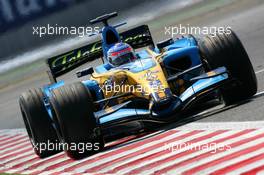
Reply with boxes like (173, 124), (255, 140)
(0, 0), (264, 174)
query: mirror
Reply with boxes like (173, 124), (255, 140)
(76, 67), (94, 78)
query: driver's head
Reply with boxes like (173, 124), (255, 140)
(107, 42), (136, 66)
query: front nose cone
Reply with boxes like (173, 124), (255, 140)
(150, 88), (173, 103)
(150, 94), (182, 120)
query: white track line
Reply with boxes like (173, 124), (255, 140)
(0, 145), (32, 159)
(189, 147), (264, 175)
(0, 151), (34, 164)
(113, 130), (246, 175)
(29, 130), (190, 175)
(5, 119), (264, 135)
(0, 137), (28, 150)
(0, 154), (38, 171)
(0, 134), (26, 144)
(0, 135), (16, 143)
(0, 129), (26, 136)
(17, 156), (70, 174)
(222, 159), (264, 175)
(0, 140), (30, 154)
(97, 130), (235, 174)
(256, 90), (264, 97)
(177, 121), (264, 130)
(256, 68), (264, 74)
(4, 152), (65, 174)
(194, 141), (264, 174)
(257, 170), (264, 175)
(0, 128), (262, 174)
(74, 131), (211, 174)
(143, 129), (264, 175)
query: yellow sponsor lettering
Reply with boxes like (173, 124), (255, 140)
(51, 51), (74, 68)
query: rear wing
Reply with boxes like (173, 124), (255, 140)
(46, 25), (154, 83)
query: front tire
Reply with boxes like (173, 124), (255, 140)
(50, 82), (104, 159)
(19, 88), (61, 158)
(198, 30), (257, 104)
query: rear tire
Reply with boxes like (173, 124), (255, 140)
(19, 88), (60, 158)
(198, 30), (257, 104)
(50, 82), (104, 159)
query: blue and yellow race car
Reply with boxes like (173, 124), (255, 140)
(19, 12), (257, 159)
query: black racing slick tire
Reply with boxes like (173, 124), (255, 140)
(50, 82), (104, 159)
(198, 30), (257, 104)
(19, 88), (61, 158)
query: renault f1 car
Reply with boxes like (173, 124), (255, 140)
(19, 12), (257, 159)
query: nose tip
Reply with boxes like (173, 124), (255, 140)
(150, 88), (173, 103)
(150, 95), (182, 119)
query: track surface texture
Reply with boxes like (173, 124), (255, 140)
(0, 0), (264, 174)
(1, 123), (264, 174)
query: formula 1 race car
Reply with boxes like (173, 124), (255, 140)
(19, 12), (257, 159)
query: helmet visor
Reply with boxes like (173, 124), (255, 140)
(111, 52), (136, 66)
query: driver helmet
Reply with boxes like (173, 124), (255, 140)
(107, 42), (137, 66)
